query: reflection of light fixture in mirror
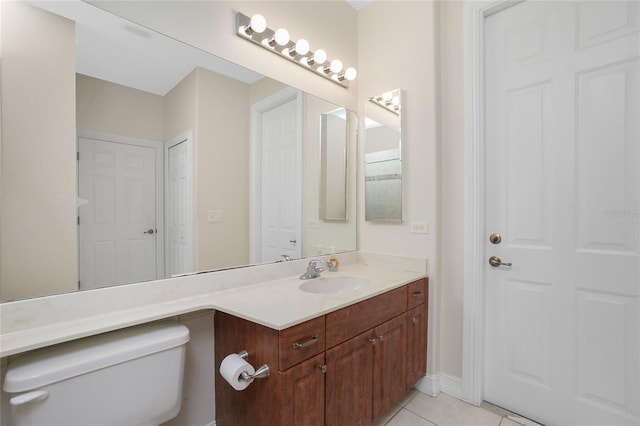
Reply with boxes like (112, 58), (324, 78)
(369, 89), (401, 115)
(236, 12), (356, 88)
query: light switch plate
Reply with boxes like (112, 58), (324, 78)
(208, 210), (223, 223)
(410, 222), (429, 234)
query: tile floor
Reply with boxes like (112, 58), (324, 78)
(372, 391), (544, 426)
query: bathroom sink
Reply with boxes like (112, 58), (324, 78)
(299, 276), (370, 294)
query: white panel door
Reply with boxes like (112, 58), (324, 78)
(166, 138), (193, 277)
(260, 98), (301, 263)
(78, 137), (158, 289)
(484, 2), (639, 425)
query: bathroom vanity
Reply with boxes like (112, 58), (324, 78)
(214, 277), (428, 426)
(0, 253), (427, 426)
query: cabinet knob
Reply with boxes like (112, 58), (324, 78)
(319, 365), (327, 373)
(410, 316), (418, 324)
(377, 335), (384, 341)
(369, 338), (377, 346)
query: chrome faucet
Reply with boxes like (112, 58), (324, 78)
(300, 260), (325, 280)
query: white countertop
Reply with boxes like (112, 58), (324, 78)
(210, 263), (425, 329)
(0, 252), (426, 357)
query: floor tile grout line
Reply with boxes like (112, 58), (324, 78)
(401, 405), (442, 426)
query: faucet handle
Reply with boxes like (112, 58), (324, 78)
(309, 259), (325, 271)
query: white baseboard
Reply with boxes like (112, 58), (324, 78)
(414, 373), (463, 400)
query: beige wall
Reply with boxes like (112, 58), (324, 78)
(358, 1), (441, 374)
(438, 0), (465, 379)
(194, 67), (250, 271)
(0, 2), (77, 300)
(165, 67), (251, 272)
(164, 69), (198, 143)
(76, 74), (164, 142)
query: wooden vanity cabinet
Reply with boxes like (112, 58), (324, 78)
(282, 353), (326, 426)
(372, 313), (407, 420)
(214, 278), (428, 426)
(406, 279), (428, 389)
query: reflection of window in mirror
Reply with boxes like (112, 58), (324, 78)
(365, 89), (402, 222)
(320, 108), (348, 221)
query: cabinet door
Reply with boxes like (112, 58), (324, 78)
(372, 314), (407, 420)
(325, 330), (374, 426)
(406, 304), (427, 389)
(282, 353), (325, 426)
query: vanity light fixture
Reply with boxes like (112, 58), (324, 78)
(369, 91), (401, 115)
(236, 12), (356, 88)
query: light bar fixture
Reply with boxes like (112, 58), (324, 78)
(236, 13), (357, 88)
(369, 90), (401, 115)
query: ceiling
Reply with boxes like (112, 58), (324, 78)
(30, 1), (263, 96)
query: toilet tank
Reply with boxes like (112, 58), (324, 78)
(3, 321), (190, 426)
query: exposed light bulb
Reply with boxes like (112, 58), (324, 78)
(248, 14), (266, 34)
(329, 59), (343, 74)
(344, 67), (357, 81)
(295, 39), (310, 55)
(313, 49), (327, 65)
(274, 28), (290, 46)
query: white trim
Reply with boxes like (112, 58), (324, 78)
(440, 373), (464, 400)
(414, 373), (463, 400)
(250, 87), (303, 264)
(415, 374), (441, 397)
(165, 131), (194, 276)
(76, 129), (165, 281)
(462, 0), (518, 407)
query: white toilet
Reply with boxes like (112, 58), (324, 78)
(3, 321), (190, 426)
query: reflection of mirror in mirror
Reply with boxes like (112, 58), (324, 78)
(364, 89), (403, 222)
(320, 108), (349, 221)
(0, 1), (356, 302)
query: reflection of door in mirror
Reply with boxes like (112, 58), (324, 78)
(78, 132), (164, 290)
(365, 89), (403, 222)
(252, 88), (302, 263)
(166, 132), (194, 278)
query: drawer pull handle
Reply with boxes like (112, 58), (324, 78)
(292, 335), (319, 349)
(411, 291), (424, 298)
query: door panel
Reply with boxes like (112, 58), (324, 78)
(484, 2), (639, 425)
(325, 330), (373, 426)
(167, 139), (192, 276)
(260, 98), (301, 262)
(372, 314), (407, 420)
(78, 137), (158, 289)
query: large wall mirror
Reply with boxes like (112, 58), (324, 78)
(364, 89), (403, 222)
(0, 1), (356, 302)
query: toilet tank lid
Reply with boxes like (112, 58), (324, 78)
(3, 321), (190, 393)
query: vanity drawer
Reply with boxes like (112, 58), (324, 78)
(407, 278), (427, 310)
(279, 316), (325, 371)
(325, 286), (407, 349)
